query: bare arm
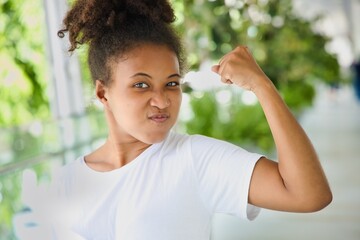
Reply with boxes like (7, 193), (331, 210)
(212, 46), (332, 212)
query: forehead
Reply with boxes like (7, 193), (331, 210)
(115, 44), (180, 73)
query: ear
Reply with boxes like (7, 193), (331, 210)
(95, 80), (109, 107)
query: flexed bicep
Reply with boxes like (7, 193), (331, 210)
(248, 157), (298, 212)
(249, 156), (331, 213)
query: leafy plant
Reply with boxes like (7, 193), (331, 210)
(173, 0), (340, 152)
(0, 0), (342, 238)
(0, 0), (49, 127)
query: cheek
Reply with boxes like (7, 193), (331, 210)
(168, 91), (181, 108)
(116, 92), (146, 109)
(175, 92), (183, 107)
(108, 96), (137, 119)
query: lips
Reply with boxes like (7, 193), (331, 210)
(148, 113), (170, 123)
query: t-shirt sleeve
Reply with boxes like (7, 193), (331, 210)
(189, 135), (262, 220)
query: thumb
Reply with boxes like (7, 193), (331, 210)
(211, 64), (220, 74)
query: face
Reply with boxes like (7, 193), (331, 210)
(97, 44), (182, 144)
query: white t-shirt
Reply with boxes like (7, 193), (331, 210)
(27, 132), (262, 240)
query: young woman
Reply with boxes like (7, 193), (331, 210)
(24, 0), (332, 239)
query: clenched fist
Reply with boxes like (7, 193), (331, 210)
(211, 46), (271, 93)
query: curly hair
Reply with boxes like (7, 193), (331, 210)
(58, 0), (185, 86)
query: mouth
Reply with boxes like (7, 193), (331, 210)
(148, 113), (170, 123)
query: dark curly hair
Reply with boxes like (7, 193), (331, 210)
(58, 0), (185, 86)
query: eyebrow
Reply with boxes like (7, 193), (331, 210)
(130, 72), (181, 79)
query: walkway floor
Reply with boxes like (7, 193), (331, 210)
(211, 85), (360, 240)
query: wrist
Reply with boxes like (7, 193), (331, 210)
(252, 76), (276, 96)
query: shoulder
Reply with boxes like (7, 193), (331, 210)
(163, 131), (220, 152)
(53, 157), (83, 179)
(169, 132), (246, 153)
(48, 157), (84, 191)
(165, 131), (223, 146)
(164, 131), (252, 158)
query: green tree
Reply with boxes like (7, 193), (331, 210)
(0, 0), (49, 127)
(1, 1), (49, 238)
(172, 0), (340, 152)
(0, 0), (341, 238)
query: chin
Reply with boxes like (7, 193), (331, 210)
(142, 131), (169, 144)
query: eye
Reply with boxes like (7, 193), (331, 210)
(167, 81), (180, 87)
(134, 82), (149, 88)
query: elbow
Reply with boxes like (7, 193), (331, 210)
(312, 192), (333, 212)
(320, 189), (333, 210)
(300, 189), (333, 213)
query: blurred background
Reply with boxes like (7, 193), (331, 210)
(1, 0), (359, 239)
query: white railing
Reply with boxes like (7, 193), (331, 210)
(0, 111), (106, 239)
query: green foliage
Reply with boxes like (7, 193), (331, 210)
(186, 92), (218, 136)
(0, 171), (23, 239)
(172, 0), (341, 152)
(0, 0), (342, 237)
(186, 90), (273, 152)
(1, 1), (49, 236)
(174, 0), (340, 86)
(0, 0), (49, 127)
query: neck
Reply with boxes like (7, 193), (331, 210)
(85, 111), (152, 170)
(85, 137), (151, 171)
(106, 109), (152, 167)
(106, 133), (151, 167)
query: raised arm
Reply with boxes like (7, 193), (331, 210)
(212, 46), (332, 212)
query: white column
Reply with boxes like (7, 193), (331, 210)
(43, 0), (85, 118)
(43, 0), (91, 163)
(350, 0), (360, 57)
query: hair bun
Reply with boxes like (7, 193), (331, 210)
(114, 0), (176, 24)
(58, 0), (176, 51)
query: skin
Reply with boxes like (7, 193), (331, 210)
(86, 43), (332, 212)
(85, 44), (182, 170)
(212, 46), (332, 212)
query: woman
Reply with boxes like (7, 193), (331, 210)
(23, 0), (332, 239)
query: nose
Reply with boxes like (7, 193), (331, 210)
(150, 90), (170, 109)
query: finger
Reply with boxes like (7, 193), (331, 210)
(218, 49), (234, 66)
(217, 59), (227, 76)
(217, 62), (233, 84)
(225, 79), (233, 84)
(211, 65), (220, 74)
(237, 45), (249, 51)
(221, 76), (233, 85)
